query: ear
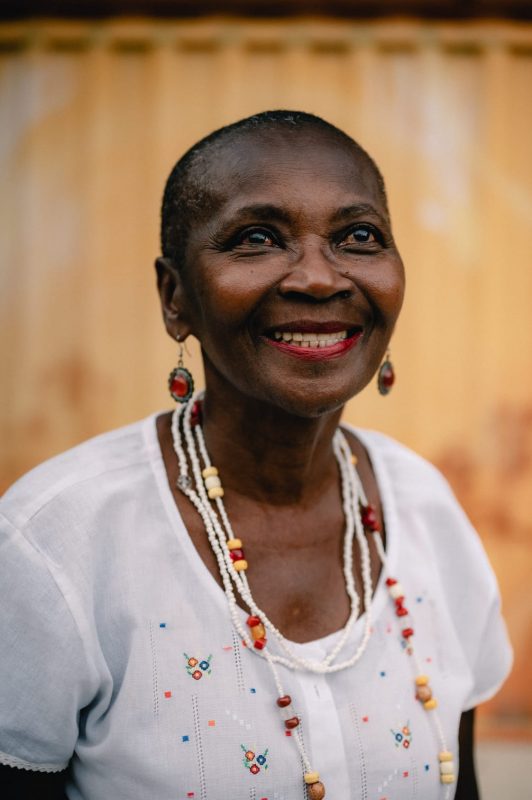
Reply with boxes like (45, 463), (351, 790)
(155, 257), (194, 341)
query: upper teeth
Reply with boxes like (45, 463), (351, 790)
(273, 330), (348, 347)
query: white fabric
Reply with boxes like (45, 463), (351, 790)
(0, 414), (512, 799)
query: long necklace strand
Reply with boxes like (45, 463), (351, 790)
(171, 400), (319, 788)
(371, 530), (454, 791)
(171, 395), (455, 798)
(194, 408), (373, 672)
(173, 396), (374, 673)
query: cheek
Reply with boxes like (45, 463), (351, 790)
(193, 262), (279, 332)
(360, 256), (405, 322)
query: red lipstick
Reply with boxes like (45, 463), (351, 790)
(262, 330), (363, 360)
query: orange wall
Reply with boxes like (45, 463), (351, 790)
(1, 17), (531, 735)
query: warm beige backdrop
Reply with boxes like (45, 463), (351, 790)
(1, 17), (531, 735)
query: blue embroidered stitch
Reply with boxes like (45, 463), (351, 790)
(241, 745), (269, 774)
(184, 653), (212, 680)
(391, 723), (412, 749)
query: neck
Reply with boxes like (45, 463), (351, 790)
(200, 371), (344, 506)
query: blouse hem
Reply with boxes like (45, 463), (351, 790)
(0, 750), (68, 773)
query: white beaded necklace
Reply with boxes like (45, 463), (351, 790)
(171, 393), (455, 799)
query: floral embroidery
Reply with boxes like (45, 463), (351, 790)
(241, 744), (269, 774)
(391, 723), (412, 749)
(184, 652), (212, 680)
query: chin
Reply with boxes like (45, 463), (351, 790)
(205, 355), (370, 419)
(257, 382), (360, 420)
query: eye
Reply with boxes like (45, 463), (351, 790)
(236, 228), (278, 247)
(340, 224), (381, 247)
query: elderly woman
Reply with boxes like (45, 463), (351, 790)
(0, 111), (511, 800)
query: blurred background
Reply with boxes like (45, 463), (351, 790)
(1, 1), (531, 792)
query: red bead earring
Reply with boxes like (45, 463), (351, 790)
(168, 336), (194, 403)
(377, 351), (395, 396)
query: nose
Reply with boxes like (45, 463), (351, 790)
(278, 240), (353, 301)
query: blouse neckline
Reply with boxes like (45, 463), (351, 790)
(145, 412), (399, 653)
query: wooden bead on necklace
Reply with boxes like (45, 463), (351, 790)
(307, 781), (326, 800)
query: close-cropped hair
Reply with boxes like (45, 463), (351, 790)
(160, 109), (388, 267)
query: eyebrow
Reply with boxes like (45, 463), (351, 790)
(331, 203), (388, 225)
(222, 204), (293, 225)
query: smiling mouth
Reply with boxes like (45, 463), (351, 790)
(272, 328), (352, 346)
(262, 326), (363, 359)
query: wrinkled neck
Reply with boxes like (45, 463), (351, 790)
(200, 373), (344, 506)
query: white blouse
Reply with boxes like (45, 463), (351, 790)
(0, 414), (512, 800)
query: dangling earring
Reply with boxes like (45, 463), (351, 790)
(168, 336), (194, 403)
(377, 350), (395, 396)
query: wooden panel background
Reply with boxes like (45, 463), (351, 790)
(1, 17), (531, 735)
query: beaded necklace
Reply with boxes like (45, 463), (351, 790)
(171, 394), (455, 798)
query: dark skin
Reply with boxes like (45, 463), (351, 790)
(158, 129), (403, 642)
(2, 128), (478, 797)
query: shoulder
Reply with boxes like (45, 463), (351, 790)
(1, 415), (159, 533)
(348, 426), (455, 508)
(352, 427), (502, 598)
(348, 426), (492, 572)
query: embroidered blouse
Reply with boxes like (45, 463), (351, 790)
(0, 415), (512, 799)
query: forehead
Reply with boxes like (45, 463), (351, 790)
(201, 128), (385, 219)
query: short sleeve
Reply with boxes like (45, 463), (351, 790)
(0, 512), (99, 772)
(429, 493), (513, 712)
(462, 584), (513, 710)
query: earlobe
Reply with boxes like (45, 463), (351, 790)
(154, 257), (193, 339)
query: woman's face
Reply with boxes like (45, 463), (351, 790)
(170, 128), (405, 417)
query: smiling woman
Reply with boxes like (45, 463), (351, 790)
(158, 114), (404, 420)
(0, 111), (511, 800)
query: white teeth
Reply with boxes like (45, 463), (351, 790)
(272, 329), (350, 347)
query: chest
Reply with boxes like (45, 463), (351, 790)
(175, 489), (384, 643)
(157, 412), (384, 643)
